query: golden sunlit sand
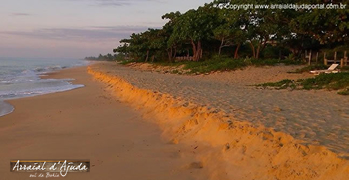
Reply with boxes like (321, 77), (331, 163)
(88, 64), (349, 180)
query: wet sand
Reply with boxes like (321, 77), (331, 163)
(0, 66), (205, 180)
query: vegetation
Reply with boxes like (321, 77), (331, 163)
(85, 53), (125, 61)
(258, 79), (297, 89)
(120, 55), (302, 74)
(180, 57), (298, 74)
(257, 73), (349, 95)
(288, 64), (349, 74)
(89, 1), (349, 94)
(113, 0), (349, 65)
(288, 64), (329, 73)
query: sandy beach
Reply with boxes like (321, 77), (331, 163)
(93, 62), (349, 156)
(88, 62), (349, 179)
(1, 63), (349, 179)
(2, 0), (348, 178)
(0, 66), (205, 180)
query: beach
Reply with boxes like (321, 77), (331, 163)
(2, 0), (348, 178)
(94, 62), (349, 155)
(88, 62), (349, 179)
(1, 63), (349, 179)
(0, 66), (205, 180)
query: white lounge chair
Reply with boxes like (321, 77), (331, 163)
(310, 64), (339, 74)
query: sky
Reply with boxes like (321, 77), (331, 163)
(0, 0), (211, 58)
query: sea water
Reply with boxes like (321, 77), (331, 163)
(0, 57), (90, 116)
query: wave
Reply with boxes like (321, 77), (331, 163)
(0, 59), (88, 117)
(0, 80), (84, 99)
(0, 101), (14, 117)
(34, 65), (64, 74)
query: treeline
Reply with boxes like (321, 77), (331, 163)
(113, 0), (349, 63)
(85, 53), (125, 61)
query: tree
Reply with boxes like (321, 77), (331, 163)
(112, 0), (348, 63)
(231, 0), (295, 59)
(113, 43), (129, 59)
(212, 3), (246, 58)
(162, 12), (182, 62)
(170, 5), (219, 61)
(290, 2), (349, 45)
(143, 28), (166, 62)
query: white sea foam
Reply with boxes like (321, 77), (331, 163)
(0, 101), (14, 117)
(0, 57), (90, 117)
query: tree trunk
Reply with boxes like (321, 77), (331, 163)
(173, 47), (177, 59)
(145, 50), (149, 62)
(218, 37), (224, 56)
(151, 55), (155, 63)
(200, 48), (203, 59)
(191, 40), (197, 61)
(191, 40), (203, 61)
(256, 44), (261, 59)
(234, 43), (240, 59)
(197, 41), (202, 60)
(256, 38), (268, 59)
(249, 41), (256, 58)
(167, 49), (172, 62)
(279, 50), (282, 60)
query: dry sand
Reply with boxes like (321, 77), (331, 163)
(94, 62), (349, 156)
(87, 62), (349, 179)
(0, 66), (206, 180)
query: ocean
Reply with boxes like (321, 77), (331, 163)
(0, 57), (90, 116)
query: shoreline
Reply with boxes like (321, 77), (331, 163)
(0, 66), (204, 180)
(0, 101), (14, 117)
(0, 63), (90, 118)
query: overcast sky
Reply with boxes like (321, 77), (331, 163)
(0, 0), (211, 58)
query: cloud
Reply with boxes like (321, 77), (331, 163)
(65, 0), (165, 6)
(0, 26), (154, 41)
(94, 0), (132, 6)
(96, 0), (165, 6)
(11, 13), (32, 16)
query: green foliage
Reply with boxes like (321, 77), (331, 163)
(258, 79), (296, 90)
(85, 53), (117, 61)
(290, 2), (349, 44)
(289, 64), (349, 74)
(338, 88), (349, 95)
(301, 73), (349, 90)
(182, 57), (247, 74)
(249, 58), (302, 66)
(151, 56), (300, 74)
(289, 64), (329, 73)
(258, 72), (349, 95)
(110, 0), (348, 69)
(119, 59), (135, 65)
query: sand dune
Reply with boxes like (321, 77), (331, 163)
(88, 65), (349, 180)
